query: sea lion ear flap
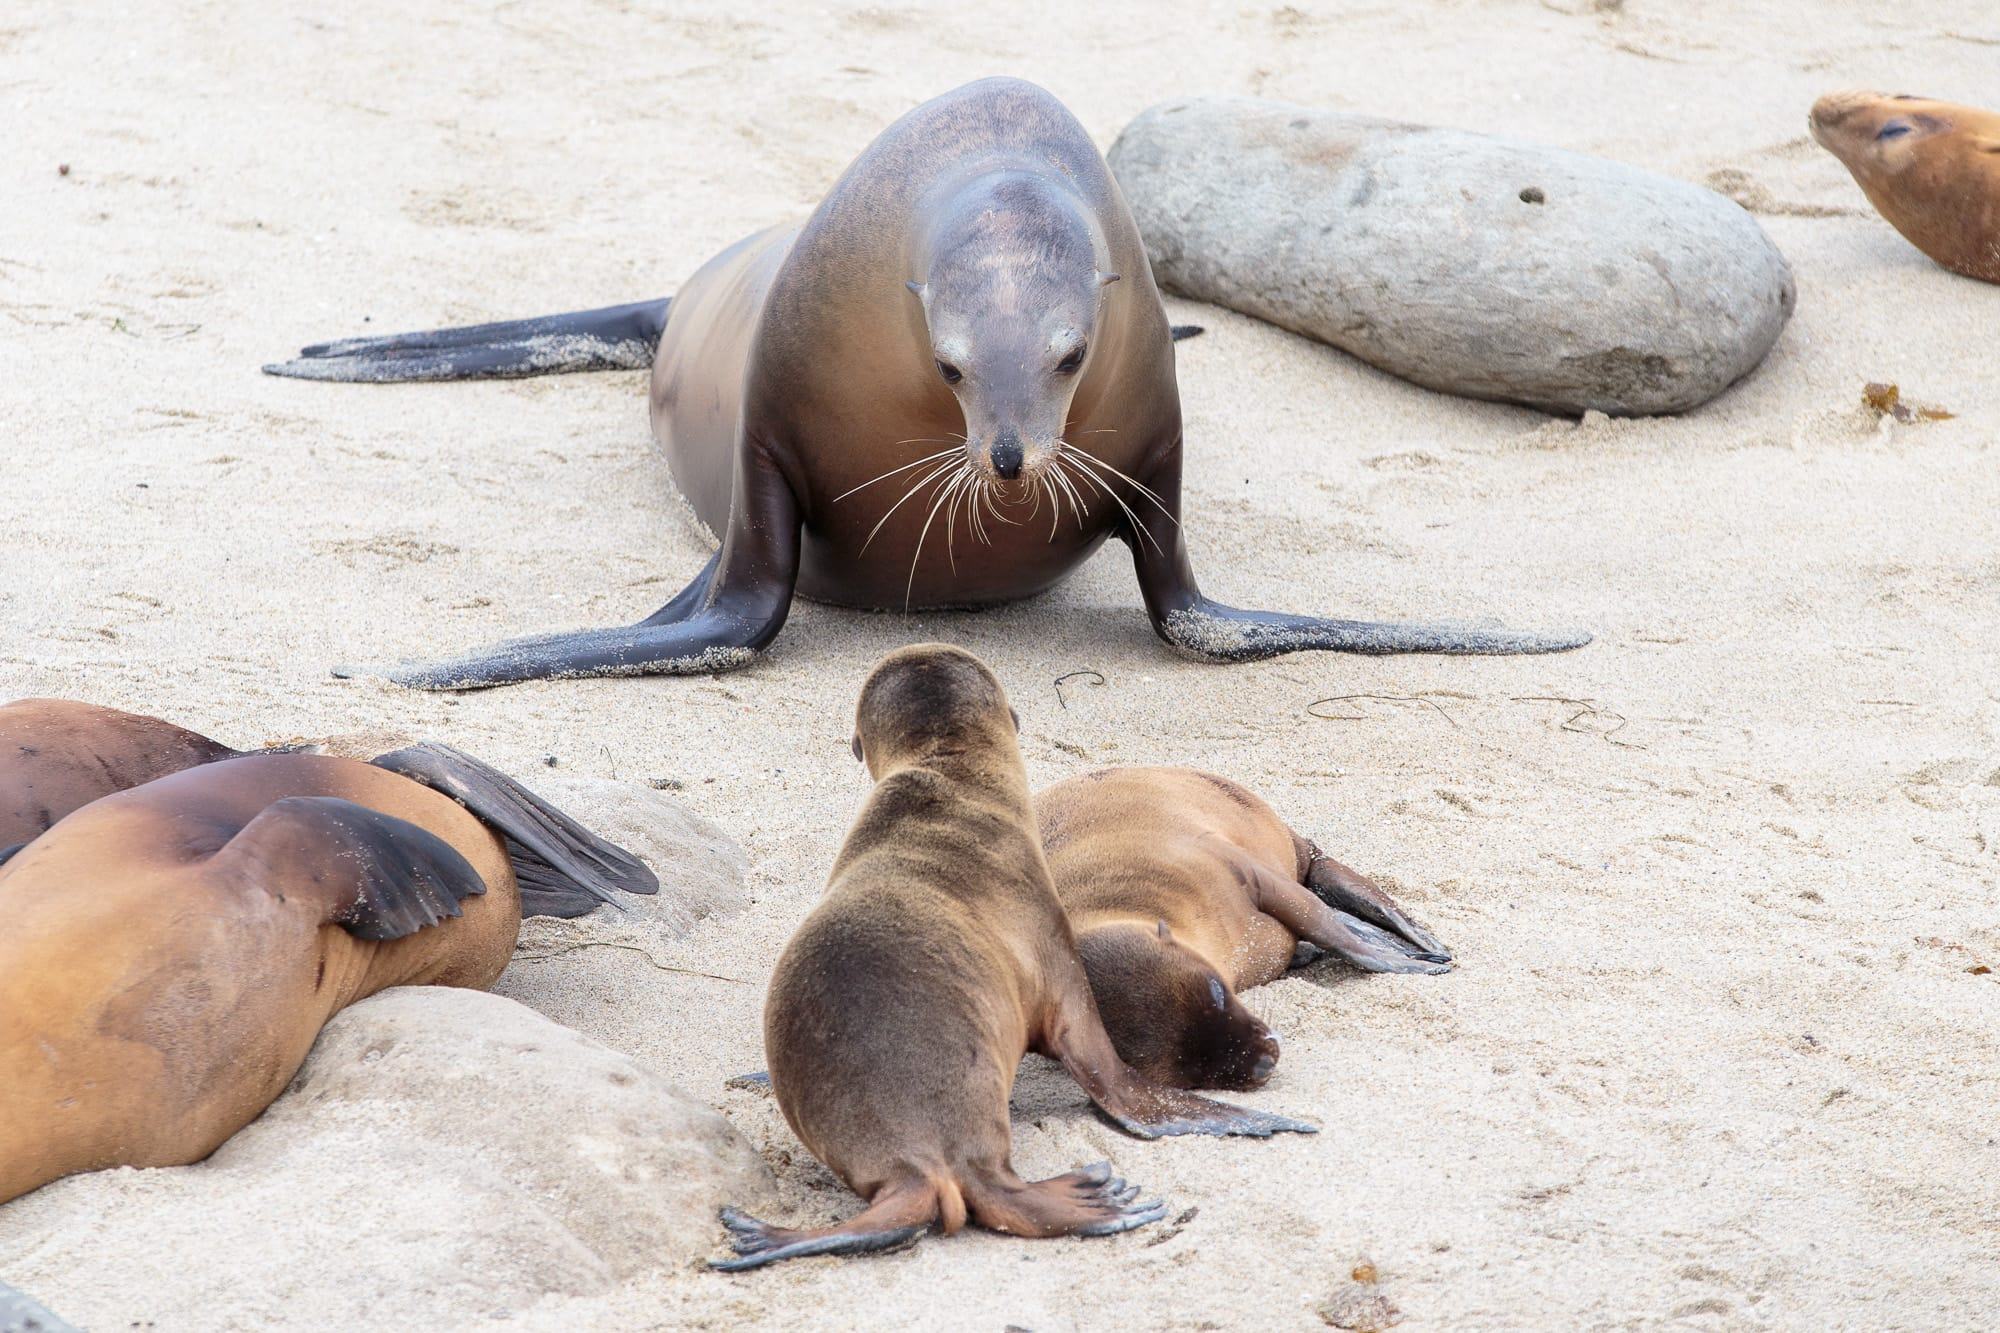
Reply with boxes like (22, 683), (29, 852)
(1009, 707), (1021, 731)
(1097, 271), (1122, 287)
(851, 735), (864, 762)
(1157, 918), (1172, 943)
(905, 280), (927, 299)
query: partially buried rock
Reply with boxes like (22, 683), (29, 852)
(0, 988), (774, 1331)
(1109, 97), (1796, 416)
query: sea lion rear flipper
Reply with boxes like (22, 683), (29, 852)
(1299, 844), (1452, 961)
(214, 796), (487, 941)
(1042, 971), (1317, 1140)
(709, 1181), (937, 1272)
(368, 743), (658, 918)
(960, 1161), (1168, 1239)
(262, 298), (670, 383)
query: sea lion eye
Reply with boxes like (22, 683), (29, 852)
(1877, 121), (1912, 141)
(935, 359), (962, 384)
(1056, 345), (1085, 374)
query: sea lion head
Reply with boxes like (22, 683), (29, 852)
(1809, 91), (1958, 177)
(1076, 920), (1282, 1091)
(908, 172), (1113, 487)
(851, 642), (1020, 774)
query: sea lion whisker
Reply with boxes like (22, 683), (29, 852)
(1049, 458), (1091, 532)
(906, 467), (967, 608)
(835, 447), (963, 503)
(1062, 446), (1179, 525)
(860, 457), (961, 553)
(1061, 456), (1162, 556)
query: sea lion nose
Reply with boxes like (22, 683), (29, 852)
(990, 433), (1024, 480)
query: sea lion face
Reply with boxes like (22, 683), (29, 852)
(911, 175), (1110, 489)
(1810, 91), (1957, 178)
(852, 642), (1019, 773)
(1077, 923), (1282, 1092)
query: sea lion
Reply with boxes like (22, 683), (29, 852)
(1038, 767), (1450, 1091)
(0, 698), (242, 857)
(0, 744), (655, 1205)
(267, 78), (1585, 689)
(0, 700), (652, 918)
(1810, 91), (2000, 283)
(711, 646), (1312, 1271)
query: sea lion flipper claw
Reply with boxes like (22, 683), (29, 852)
(213, 796), (488, 941)
(368, 742), (656, 917)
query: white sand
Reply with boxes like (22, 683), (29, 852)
(3, 1), (1997, 1327)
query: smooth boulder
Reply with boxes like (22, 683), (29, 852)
(0, 988), (774, 1331)
(1109, 96), (1796, 416)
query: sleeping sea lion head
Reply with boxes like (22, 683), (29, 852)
(1809, 91), (1976, 177)
(1075, 920), (1282, 1092)
(908, 172), (1114, 487)
(851, 642), (1021, 774)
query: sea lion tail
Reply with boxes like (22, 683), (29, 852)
(262, 298), (670, 382)
(709, 1177), (944, 1272)
(368, 742), (659, 918)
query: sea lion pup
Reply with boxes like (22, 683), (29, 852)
(266, 77), (1584, 689)
(0, 744), (656, 1205)
(0, 698), (242, 857)
(712, 646), (1312, 1272)
(1810, 91), (2000, 283)
(1039, 767), (1451, 1092)
(0, 699), (654, 918)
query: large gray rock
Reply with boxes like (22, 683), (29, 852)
(1109, 97), (1795, 416)
(0, 988), (773, 1332)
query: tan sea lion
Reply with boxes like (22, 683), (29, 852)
(1038, 767), (1450, 1091)
(711, 646), (1312, 1271)
(1810, 91), (2000, 283)
(0, 745), (655, 1205)
(267, 78), (1584, 689)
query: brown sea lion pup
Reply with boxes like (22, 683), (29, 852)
(0, 700), (654, 918)
(0, 698), (243, 857)
(1038, 767), (1450, 1092)
(1810, 91), (2000, 283)
(711, 646), (1312, 1272)
(0, 745), (656, 1205)
(266, 77), (1584, 689)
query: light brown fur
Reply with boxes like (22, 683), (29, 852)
(1811, 91), (2000, 283)
(0, 754), (521, 1205)
(714, 647), (1311, 1271)
(1038, 767), (1451, 1091)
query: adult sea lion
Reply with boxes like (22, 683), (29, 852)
(1038, 767), (1450, 1091)
(0, 744), (655, 1205)
(267, 78), (1585, 689)
(711, 646), (1311, 1271)
(1810, 91), (2000, 283)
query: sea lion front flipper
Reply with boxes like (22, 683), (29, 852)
(368, 742), (657, 918)
(1041, 968), (1317, 1139)
(263, 298), (670, 383)
(213, 797), (487, 941)
(1118, 448), (1590, 659)
(369, 458), (801, 690)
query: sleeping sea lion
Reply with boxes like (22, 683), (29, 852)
(267, 77), (1585, 689)
(711, 646), (1311, 1271)
(1810, 90), (2000, 283)
(1038, 767), (1450, 1091)
(0, 745), (655, 1204)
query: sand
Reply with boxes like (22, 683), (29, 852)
(3, 1), (1997, 1328)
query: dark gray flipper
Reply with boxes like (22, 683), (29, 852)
(263, 298), (670, 382)
(216, 797), (487, 941)
(1169, 324), (1204, 341)
(0, 1278), (80, 1333)
(1303, 846), (1451, 960)
(369, 742), (658, 917)
(711, 1206), (929, 1272)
